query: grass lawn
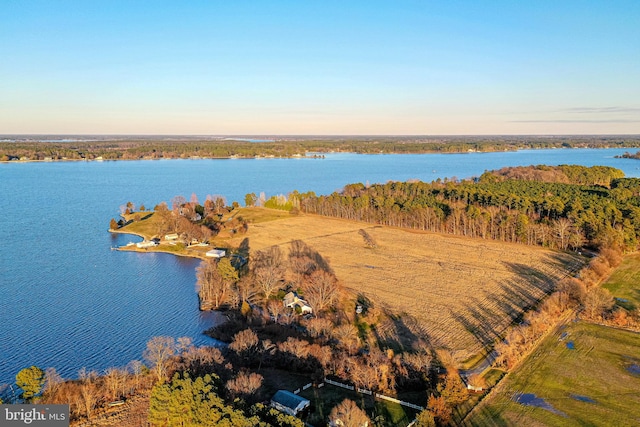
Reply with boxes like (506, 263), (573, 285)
(298, 384), (419, 427)
(256, 368), (420, 426)
(228, 207), (291, 224)
(119, 212), (159, 237)
(602, 253), (640, 311)
(469, 321), (640, 427)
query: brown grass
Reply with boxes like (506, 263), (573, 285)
(220, 211), (582, 360)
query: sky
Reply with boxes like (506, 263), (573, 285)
(1, 0), (639, 135)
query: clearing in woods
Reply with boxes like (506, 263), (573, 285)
(221, 209), (582, 359)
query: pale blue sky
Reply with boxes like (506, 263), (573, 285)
(1, 0), (639, 135)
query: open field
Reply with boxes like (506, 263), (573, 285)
(116, 207), (582, 358)
(219, 209), (582, 358)
(602, 253), (640, 311)
(468, 321), (640, 426)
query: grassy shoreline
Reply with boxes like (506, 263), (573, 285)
(110, 228), (210, 260)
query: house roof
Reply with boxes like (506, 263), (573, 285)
(283, 291), (297, 306)
(271, 390), (310, 412)
(206, 249), (226, 258)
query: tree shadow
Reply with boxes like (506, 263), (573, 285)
(452, 256), (582, 352)
(238, 237), (250, 257)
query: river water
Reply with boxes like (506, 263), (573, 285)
(1, 148), (639, 385)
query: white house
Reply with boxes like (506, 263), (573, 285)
(164, 233), (179, 241)
(206, 249), (226, 258)
(136, 240), (158, 248)
(283, 291), (313, 314)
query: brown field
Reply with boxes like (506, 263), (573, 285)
(222, 210), (582, 360)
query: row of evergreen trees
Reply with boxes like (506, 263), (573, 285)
(291, 165), (640, 251)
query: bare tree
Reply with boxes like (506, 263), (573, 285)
(154, 202), (173, 235)
(252, 246), (286, 302)
(427, 395), (451, 426)
(266, 299), (284, 322)
(349, 359), (378, 392)
(176, 337), (194, 355)
(582, 287), (615, 320)
(332, 324), (360, 355)
(43, 367), (63, 397)
(236, 274), (261, 306)
(143, 336), (176, 383)
(229, 329), (259, 355)
(104, 367), (126, 401)
(171, 195), (187, 212)
(328, 399), (371, 427)
(127, 360), (144, 392)
(305, 317), (334, 339)
(553, 218), (573, 250)
(225, 371), (263, 400)
(303, 270), (341, 312)
(197, 259), (237, 309)
(278, 337), (311, 359)
(77, 368), (99, 420)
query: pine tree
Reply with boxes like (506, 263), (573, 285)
(15, 366), (45, 401)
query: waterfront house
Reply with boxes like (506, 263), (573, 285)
(136, 240), (158, 248)
(206, 249), (226, 258)
(164, 233), (179, 241)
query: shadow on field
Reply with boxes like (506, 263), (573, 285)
(463, 404), (510, 427)
(452, 255), (580, 350)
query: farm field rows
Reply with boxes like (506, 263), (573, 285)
(222, 210), (582, 358)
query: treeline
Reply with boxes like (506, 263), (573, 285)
(616, 150), (640, 160)
(3, 135), (640, 161)
(293, 165), (640, 251)
(494, 246), (640, 370)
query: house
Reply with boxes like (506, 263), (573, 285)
(164, 233), (179, 241)
(206, 249), (226, 258)
(283, 291), (313, 314)
(136, 240), (158, 248)
(270, 390), (310, 417)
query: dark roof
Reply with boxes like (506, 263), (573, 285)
(271, 390), (310, 411)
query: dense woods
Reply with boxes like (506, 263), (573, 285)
(2, 135), (640, 161)
(294, 165), (640, 251)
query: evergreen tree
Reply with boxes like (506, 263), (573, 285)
(15, 366), (45, 401)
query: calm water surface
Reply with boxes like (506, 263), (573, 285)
(1, 148), (639, 385)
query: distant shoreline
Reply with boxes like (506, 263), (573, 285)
(4, 136), (640, 163)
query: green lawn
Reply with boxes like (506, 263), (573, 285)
(228, 207), (291, 223)
(602, 254), (640, 311)
(298, 385), (418, 427)
(119, 211), (159, 237)
(256, 368), (419, 427)
(469, 321), (640, 427)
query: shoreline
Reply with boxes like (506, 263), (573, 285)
(110, 228), (209, 261)
(5, 145), (639, 164)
